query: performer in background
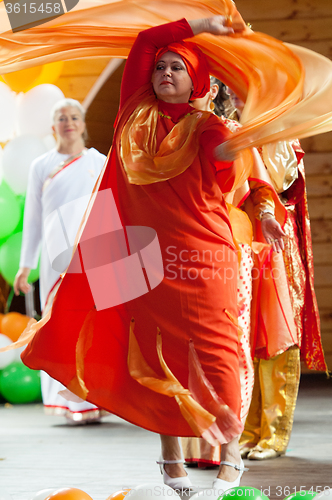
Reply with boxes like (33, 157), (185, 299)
(14, 98), (107, 424)
(225, 90), (327, 460)
(182, 77), (286, 468)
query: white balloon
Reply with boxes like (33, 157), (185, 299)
(0, 82), (16, 142)
(43, 134), (57, 151)
(29, 488), (58, 500)
(126, 484), (180, 500)
(315, 489), (332, 500)
(18, 84), (64, 137)
(13, 344), (26, 363)
(2, 135), (47, 194)
(0, 333), (16, 369)
(0, 146), (3, 184)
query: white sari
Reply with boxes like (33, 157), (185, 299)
(21, 147), (107, 421)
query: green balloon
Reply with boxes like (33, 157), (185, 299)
(0, 362), (42, 404)
(0, 231), (39, 286)
(221, 487), (269, 500)
(0, 238), (6, 273)
(14, 194), (26, 233)
(0, 181), (21, 239)
(0, 373), (6, 403)
(285, 492), (317, 500)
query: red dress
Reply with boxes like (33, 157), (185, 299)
(22, 20), (243, 440)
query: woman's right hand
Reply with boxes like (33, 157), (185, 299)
(14, 267), (31, 296)
(261, 215), (286, 253)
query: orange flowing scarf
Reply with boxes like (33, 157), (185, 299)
(120, 95), (211, 185)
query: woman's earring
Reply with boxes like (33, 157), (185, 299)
(210, 101), (215, 111)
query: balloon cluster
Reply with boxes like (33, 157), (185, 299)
(1, 483), (331, 500)
(0, 312), (41, 404)
(0, 62), (65, 286)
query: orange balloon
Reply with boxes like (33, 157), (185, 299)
(46, 488), (93, 500)
(1, 312), (31, 342)
(106, 490), (131, 500)
(2, 66), (43, 92)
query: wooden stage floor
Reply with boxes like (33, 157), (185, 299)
(0, 374), (331, 500)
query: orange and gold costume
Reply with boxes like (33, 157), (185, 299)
(239, 142), (327, 458)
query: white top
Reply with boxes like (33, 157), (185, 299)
(20, 147), (106, 310)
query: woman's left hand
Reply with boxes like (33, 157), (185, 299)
(261, 215), (286, 253)
(189, 16), (234, 37)
(207, 16), (235, 35)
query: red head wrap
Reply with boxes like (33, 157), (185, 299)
(155, 41), (210, 100)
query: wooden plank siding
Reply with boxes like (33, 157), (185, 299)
(55, 58), (112, 102)
(236, 0), (332, 21)
(84, 61), (125, 155)
(53, 58), (124, 155)
(232, 0), (332, 371)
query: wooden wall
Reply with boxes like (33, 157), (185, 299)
(84, 61), (125, 155)
(54, 1), (332, 371)
(54, 58), (124, 155)
(56, 58), (111, 102)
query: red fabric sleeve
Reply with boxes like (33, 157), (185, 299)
(200, 118), (236, 193)
(200, 130), (233, 171)
(215, 167), (237, 193)
(120, 19), (194, 108)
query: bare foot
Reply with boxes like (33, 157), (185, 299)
(163, 463), (187, 478)
(160, 435), (187, 478)
(217, 461), (241, 482)
(217, 437), (241, 482)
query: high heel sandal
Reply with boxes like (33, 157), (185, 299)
(212, 459), (248, 492)
(156, 458), (193, 491)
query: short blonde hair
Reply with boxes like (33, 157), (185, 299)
(51, 98), (86, 123)
(51, 98), (87, 143)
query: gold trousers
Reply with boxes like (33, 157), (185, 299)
(239, 346), (300, 453)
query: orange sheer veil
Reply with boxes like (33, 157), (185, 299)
(1, 0), (332, 186)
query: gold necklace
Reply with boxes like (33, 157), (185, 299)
(158, 110), (171, 119)
(158, 110), (192, 120)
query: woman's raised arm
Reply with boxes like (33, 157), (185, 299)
(120, 19), (193, 107)
(120, 16), (234, 107)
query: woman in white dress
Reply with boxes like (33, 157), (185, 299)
(14, 98), (107, 423)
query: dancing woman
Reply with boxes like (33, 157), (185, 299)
(21, 17), (248, 489)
